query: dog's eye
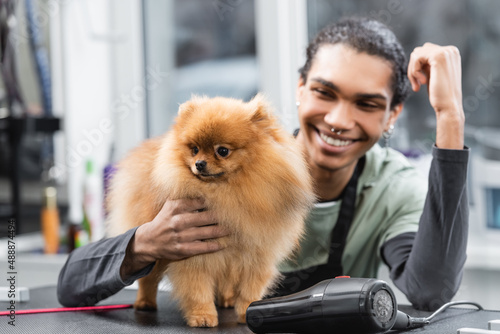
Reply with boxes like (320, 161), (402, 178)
(192, 147), (199, 156)
(216, 147), (230, 157)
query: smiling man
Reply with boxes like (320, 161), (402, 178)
(276, 17), (469, 312)
(297, 43), (401, 201)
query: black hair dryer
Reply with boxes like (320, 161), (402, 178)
(246, 277), (414, 333)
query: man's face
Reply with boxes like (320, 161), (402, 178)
(297, 43), (402, 172)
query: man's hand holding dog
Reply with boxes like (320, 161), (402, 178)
(120, 198), (228, 281)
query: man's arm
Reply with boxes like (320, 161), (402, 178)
(382, 43), (469, 311)
(382, 146), (469, 311)
(57, 227), (155, 307)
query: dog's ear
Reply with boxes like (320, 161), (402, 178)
(249, 93), (273, 124)
(178, 95), (209, 117)
(178, 100), (195, 118)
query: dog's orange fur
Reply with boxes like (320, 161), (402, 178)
(106, 94), (315, 327)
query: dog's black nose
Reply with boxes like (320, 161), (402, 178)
(195, 160), (207, 171)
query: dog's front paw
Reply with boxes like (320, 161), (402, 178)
(133, 299), (157, 311)
(237, 312), (247, 324)
(186, 312), (219, 327)
(235, 300), (252, 324)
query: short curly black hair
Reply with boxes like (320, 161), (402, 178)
(299, 17), (411, 109)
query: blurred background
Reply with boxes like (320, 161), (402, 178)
(1, 0), (499, 309)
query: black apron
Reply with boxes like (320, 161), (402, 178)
(272, 155), (366, 297)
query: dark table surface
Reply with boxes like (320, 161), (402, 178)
(1, 286), (499, 333)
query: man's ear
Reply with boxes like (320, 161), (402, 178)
(385, 103), (403, 131)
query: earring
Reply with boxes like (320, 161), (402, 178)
(296, 101), (300, 107)
(382, 124), (395, 147)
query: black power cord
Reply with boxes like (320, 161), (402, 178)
(394, 301), (484, 330)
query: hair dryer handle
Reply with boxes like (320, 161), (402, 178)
(246, 280), (330, 333)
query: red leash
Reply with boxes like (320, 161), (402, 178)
(0, 304), (133, 316)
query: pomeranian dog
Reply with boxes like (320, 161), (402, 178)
(106, 94), (315, 327)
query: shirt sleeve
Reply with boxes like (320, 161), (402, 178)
(57, 227), (155, 307)
(381, 145), (470, 311)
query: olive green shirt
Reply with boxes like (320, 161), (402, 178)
(279, 144), (427, 278)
